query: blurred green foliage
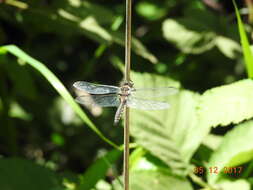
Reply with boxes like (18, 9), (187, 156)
(1, 0), (253, 190)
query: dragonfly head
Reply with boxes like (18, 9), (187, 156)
(121, 80), (134, 88)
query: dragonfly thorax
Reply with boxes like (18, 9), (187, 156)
(119, 85), (132, 96)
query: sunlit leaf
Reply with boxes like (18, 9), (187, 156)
(127, 152), (193, 189)
(130, 72), (253, 176)
(198, 79), (253, 127)
(216, 180), (250, 190)
(136, 1), (167, 21)
(207, 120), (253, 184)
(130, 72), (197, 175)
(162, 10), (240, 59)
(9, 102), (32, 121)
(92, 180), (112, 190)
(215, 36), (241, 59)
(202, 134), (223, 150)
(162, 18), (216, 54)
(130, 148), (169, 172)
(113, 170), (193, 190)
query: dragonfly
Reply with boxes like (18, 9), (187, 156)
(73, 81), (178, 125)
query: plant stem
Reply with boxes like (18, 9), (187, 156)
(123, 108), (130, 190)
(123, 0), (132, 190)
(245, 0), (253, 24)
(124, 0), (132, 82)
(189, 173), (217, 190)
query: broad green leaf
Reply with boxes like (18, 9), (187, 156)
(129, 148), (148, 171)
(113, 170), (193, 190)
(0, 158), (64, 190)
(77, 149), (121, 190)
(130, 148), (170, 173)
(124, 152), (193, 190)
(162, 10), (240, 59)
(202, 134), (223, 150)
(130, 89), (199, 175)
(2, 45), (119, 149)
(162, 18), (216, 54)
(130, 72), (253, 176)
(198, 79), (253, 127)
(207, 120), (253, 184)
(130, 71), (198, 175)
(233, 0), (253, 78)
(216, 179), (250, 190)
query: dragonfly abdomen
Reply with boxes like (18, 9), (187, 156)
(114, 98), (126, 125)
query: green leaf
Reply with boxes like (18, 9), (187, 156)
(198, 79), (253, 127)
(162, 18), (216, 54)
(136, 1), (167, 21)
(233, 0), (253, 78)
(130, 148), (170, 173)
(0, 47), (7, 55)
(130, 72), (253, 176)
(162, 10), (240, 59)
(202, 134), (223, 150)
(113, 170), (193, 190)
(215, 36), (241, 59)
(216, 179), (250, 190)
(0, 158), (64, 190)
(207, 120), (253, 184)
(77, 149), (121, 190)
(130, 72), (198, 175)
(92, 180), (112, 190)
(9, 102), (32, 121)
(2, 45), (119, 149)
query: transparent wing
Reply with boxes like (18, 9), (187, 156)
(76, 94), (120, 107)
(73, 81), (119, 94)
(126, 97), (170, 110)
(130, 87), (178, 98)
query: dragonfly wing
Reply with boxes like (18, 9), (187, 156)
(76, 94), (120, 107)
(73, 81), (119, 94)
(126, 97), (170, 110)
(131, 87), (178, 98)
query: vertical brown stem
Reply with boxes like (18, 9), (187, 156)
(123, 0), (132, 190)
(245, 0), (253, 24)
(125, 0), (132, 82)
(123, 107), (130, 190)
